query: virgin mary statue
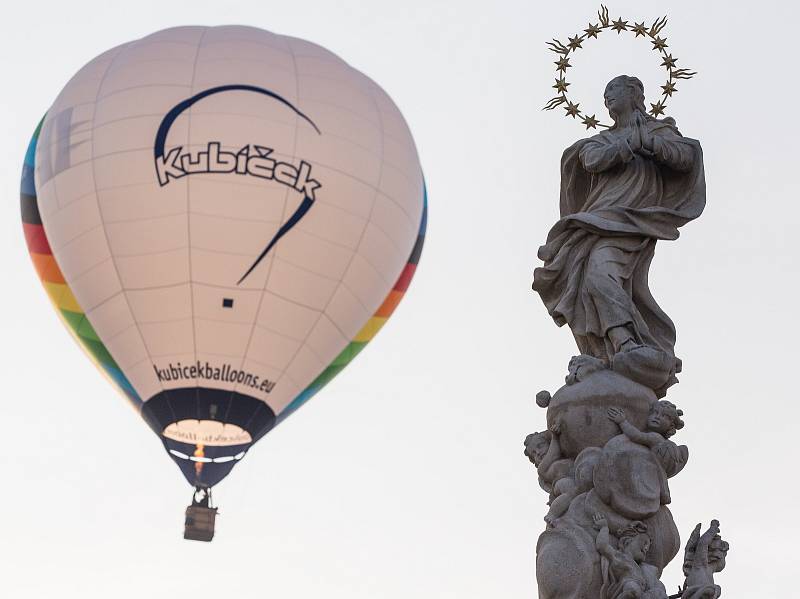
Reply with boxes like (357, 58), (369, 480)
(533, 75), (705, 396)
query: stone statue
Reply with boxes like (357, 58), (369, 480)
(527, 71), (727, 599)
(528, 10), (727, 594)
(592, 514), (668, 599)
(680, 521), (729, 599)
(524, 422), (583, 525)
(608, 403), (689, 479)
(533, 75), (706, 397)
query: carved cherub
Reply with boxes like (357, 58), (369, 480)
(607, 401), (689, 479)
(566, 354), (607, 385)
(524, 420), (576, 524)
(680, 520), (729, 599)
(592, 514), (668, 599)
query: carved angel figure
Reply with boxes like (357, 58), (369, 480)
(524, 422), (578, 524)
(681, 520), (729, 599)
(593, 515), (668, 599)
(607, 401), (689, 478)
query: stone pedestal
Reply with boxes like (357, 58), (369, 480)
(532, 369), (681, 598)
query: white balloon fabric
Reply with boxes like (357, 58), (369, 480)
(21, 26), (426, 486)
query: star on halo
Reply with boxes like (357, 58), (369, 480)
(568, 35), (584, 50)
(584, 23), (602, 38)
(564, 101), (581, 118)
(553, 77), (570, 93)
(649, 100), (667, 117)
(555, 56), (572, 72)
(661, 54), (678, 69)
(631, 22), (648, 37)
(651, 36), (669, 51)
(611, 18), (628, 33)
(661, 81), (677, 97)
(581, 114), (600, 129)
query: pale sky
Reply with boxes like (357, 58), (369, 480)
(1, 0), (796, 596)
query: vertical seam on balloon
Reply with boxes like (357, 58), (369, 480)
(276, 117), (426, 422)
(87, 42), (176, 421)
(273, 73), (387, 418)
(225, 32), (302, 423)
(185, 28), (210, 419)
(33, 53), (144, 409)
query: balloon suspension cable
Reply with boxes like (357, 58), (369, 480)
(192, 485), (213, 508)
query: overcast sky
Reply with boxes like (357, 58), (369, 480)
(1, 0), (796, 596)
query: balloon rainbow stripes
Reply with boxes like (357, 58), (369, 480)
(21, 119), (143, 407)
(278, 188), (426, 423)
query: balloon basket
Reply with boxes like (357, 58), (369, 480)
(184, 487), (218, 542)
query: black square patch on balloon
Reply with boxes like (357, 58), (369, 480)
(222, 298), (234, 308)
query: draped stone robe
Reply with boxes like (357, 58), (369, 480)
(533, 118), (705, 375)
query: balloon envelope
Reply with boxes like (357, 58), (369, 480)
(21, 26), (426, 487)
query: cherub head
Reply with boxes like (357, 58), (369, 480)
(647, 400), (685, 438)
(708, 535), (730, 572)
(618, 521), (651, 563)
(524, 431), (551, 466)
(566, 354), (606, 385)
(604, 75), (648, 123)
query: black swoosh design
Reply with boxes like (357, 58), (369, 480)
(153, 84), (321, 285)
(154, 84), (320, 156)
(236, 195), (315, 284)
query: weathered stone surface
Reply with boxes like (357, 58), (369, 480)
(527, 72), (726, 598)
(536, 521), (602, 599)
(593, 514), (669, 599)
(532, 74), (705, 398)
(545, 369), (656, 458)
(593, 436), (668, 520)
(680, 521), (729, 599)
(563, 491), (679, 573)
(535, 493), (680, 598)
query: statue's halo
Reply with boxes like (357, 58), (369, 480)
(543, 4), (697, 129)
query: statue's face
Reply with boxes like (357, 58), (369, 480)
(525, 434), (549, 465)
(647, 407), (671, 435)
(604, 78), (632, 116)
(625, 534), (651, 562)
(709, 538), (729, 572)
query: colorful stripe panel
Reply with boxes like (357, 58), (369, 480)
(20, 118), (143, 407)
(277, 185), (428, 423)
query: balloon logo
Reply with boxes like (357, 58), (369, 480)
(21, 26), (426, 494)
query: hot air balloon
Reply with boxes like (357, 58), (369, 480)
(21, 25), (426, 540)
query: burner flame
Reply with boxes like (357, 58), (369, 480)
(194, 444), (205, 477)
